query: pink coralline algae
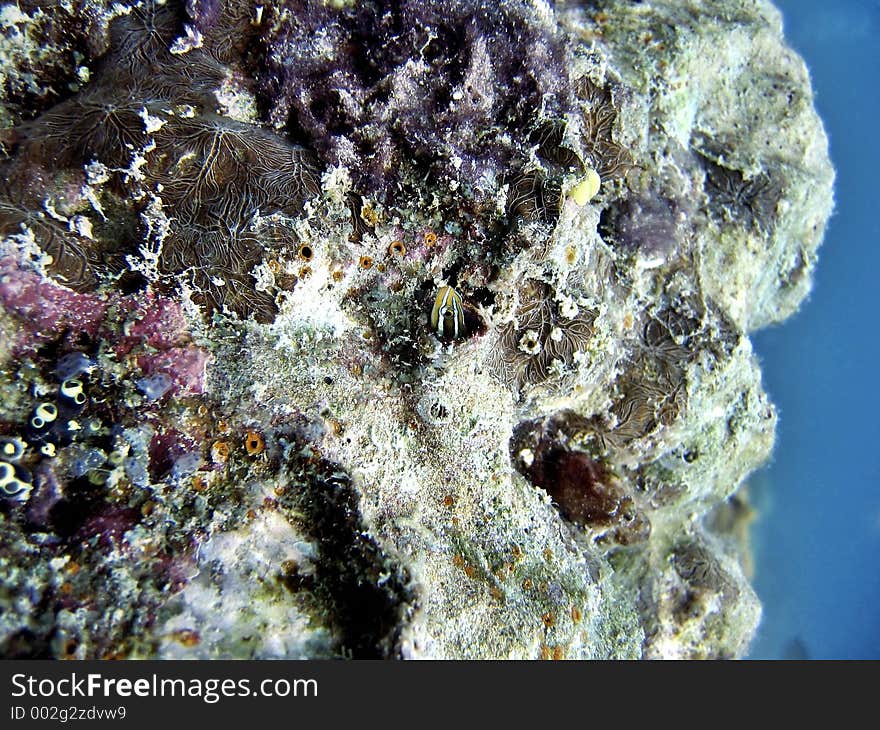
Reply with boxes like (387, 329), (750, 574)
(0, 252), (210, 396)
(114, 292), (211, 397)
(148, 428), (200, 481)
(117, 292), (192, 352)
(0, 257), (107, 353)
(76, 505), (142, 549)
(137, 347), (210, 398)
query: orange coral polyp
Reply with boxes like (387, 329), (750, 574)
(244, 430), (265, 456)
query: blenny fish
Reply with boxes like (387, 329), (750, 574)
(431, 285), (466, 339)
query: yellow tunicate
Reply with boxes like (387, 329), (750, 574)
(570, 168), (601, 205)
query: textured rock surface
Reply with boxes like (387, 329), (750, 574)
(0, 0), (832, 659)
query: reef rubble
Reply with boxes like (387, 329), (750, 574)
(0, 0), (833, 659)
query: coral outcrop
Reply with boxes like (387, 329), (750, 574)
(0, 0), (832, 659)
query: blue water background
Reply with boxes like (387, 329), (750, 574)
(748, 0), (880, 659)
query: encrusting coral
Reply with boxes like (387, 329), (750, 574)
(0, 0), (833, 659)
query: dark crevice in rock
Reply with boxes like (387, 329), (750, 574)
(284, 440), (411, 658)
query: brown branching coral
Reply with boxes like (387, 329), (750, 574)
(503, 119), (581, 227)
(530, 119), (582, 170)
(576, 77), (633, 183)
(0, 2), (322, 322)
(22, 92), (155, 168)
(191, 0), (261, 65)
(0, 193), (98, 290)
(569, 306), (701, 455)
(103, 1), (181, 72)
(609, 309), (696, 442)
(129, 52), (228, 107)
(489, 280), (597, 391)
(146, 113), (320, 224)
(672, 542), (735, 595)
(606, 373), (686, 449)
(638, 309), (698, 381)
(666, 538), (742, 649)
(699, 151), (782, 232)
(158, 220), (279, 323)
(505, 170), (562, 226)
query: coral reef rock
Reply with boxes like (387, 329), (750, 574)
(0, 0), (833, 659)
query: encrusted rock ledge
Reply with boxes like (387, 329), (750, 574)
(0, 0), (832, 659)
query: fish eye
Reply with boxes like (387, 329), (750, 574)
(31, 416), (45, 430)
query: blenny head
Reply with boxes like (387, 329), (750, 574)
(430, 285), (466, 340)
